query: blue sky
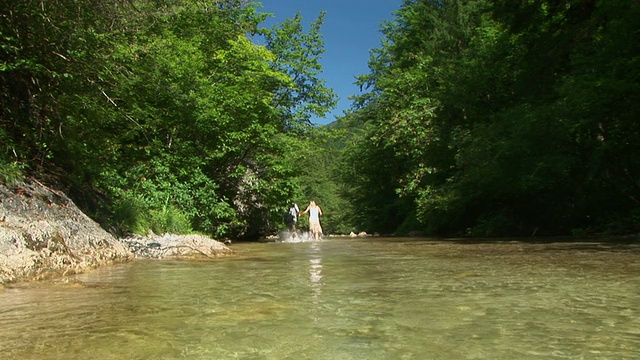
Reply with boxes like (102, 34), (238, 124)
(254, 1), (402, 125)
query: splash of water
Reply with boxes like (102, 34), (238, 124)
(278, 230), (320, 243)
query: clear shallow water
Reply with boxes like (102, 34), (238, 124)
(1, 237), (639, 359)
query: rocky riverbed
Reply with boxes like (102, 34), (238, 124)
(0, 179), (233, 285)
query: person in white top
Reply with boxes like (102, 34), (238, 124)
(301, 200), (323, 241)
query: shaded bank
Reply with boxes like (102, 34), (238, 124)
(0, 180), (232, 285)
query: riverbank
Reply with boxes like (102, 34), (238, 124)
(0, 179), (232, 285)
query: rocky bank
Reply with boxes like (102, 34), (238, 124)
(0, 179), (233, 285)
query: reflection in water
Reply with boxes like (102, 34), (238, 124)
(0, 238), (639, 359)
(309, 242), (323, 304)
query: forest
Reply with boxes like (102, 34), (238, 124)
(1, 0), (639, 239)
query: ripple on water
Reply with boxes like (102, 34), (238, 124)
(0, 238), (639, 359)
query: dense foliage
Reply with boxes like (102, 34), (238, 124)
(337, 0), (640, 236)
(3, 0), (638, 239)
(1, 0), (336, 239)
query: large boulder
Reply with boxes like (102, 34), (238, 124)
(0, 179), (235, 285)
(0, 179), (133, 284)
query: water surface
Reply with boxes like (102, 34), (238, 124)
(1, 237), (639, 359)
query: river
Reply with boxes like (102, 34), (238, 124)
(1, 237), (639, 359)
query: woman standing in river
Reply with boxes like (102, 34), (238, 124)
(301, 200), (323, 241)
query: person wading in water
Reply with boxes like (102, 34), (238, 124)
(301, 200), (323, 241)
(285, 202), (300, 236)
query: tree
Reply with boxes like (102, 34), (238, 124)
(1, 0), (338, 239)
(340, 0), (492, 235)
(262, 11), (337, 129)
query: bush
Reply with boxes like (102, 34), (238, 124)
(111, 194), (150, 235)
(468, 213), (517, 237)
(111, 192), (192, 236)
(0, 161), (25, 185)
(150, 205), (192, 235)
